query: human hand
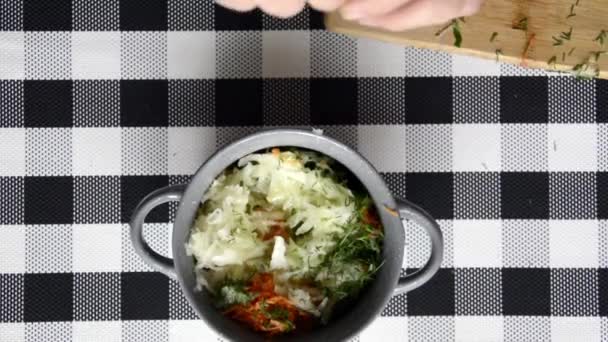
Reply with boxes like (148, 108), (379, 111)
(215, 0), (484, 31)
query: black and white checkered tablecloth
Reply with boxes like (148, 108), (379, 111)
(1, 0), (607, 341)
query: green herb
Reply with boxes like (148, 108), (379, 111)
(215, 283), (254, 308)
(592, 51), (607, 62)
(490, 32), (498, 42)
(568, 47), (576, 56)
(435, 18), (464, 47)
(552, 36), (563, 46)
(513, 17), (528, 31)
(495, 49), (503, 62)
(562, 52), (566, 61)
(576, 0), (580, 5)
(567, 4), (576, 18)
(268, 307), (290, 321)
(594, 30), (607, 46)
(548, 55), (557, 68)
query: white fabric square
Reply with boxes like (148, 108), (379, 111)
(25, 32), (71, 80)
(122, 223), (170, 272)
(551, 317), (601, 342)
(505, 316), (550, 342)
(73, 224), (122, 273)
(455, 316), (503, 342)
(72, 32), (121, 80)
(452, 54), (500, 76)
(0, 32), (25, 79)
(357, 125), (405, 172)
(0, 225), (25, 274)
(357, 38), (405, 77)
(217, 31), (262, 79)
(0, 128), (25, 176)
(599, 124), (607, 171)
(73, 321), (121, 342)
(168, 31), (216, 79)
(454, 220), (502, 267)
(25, 128), (71, 176)
(359, 317), (407, 342)
(121, 127), (168, 176)
(404, 47), (451, 77)
(26, 224), (72, 273)
(0, 323), (25, 342)
(263, 30), (310, 78)
(73, 128), (121, 176)
(168, 127), (216, 175)
(311, 31), (356, 78)
(453, 124), (501, 172)
(121, 32), (167, 79)
(548, 124), (597, 171)
(550, 220), (598, 268)
(501, 124), (548, 171)
(168, 320), (218, 342)
(405, 124), (452, 172)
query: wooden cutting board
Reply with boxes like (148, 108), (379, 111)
(325, 0), (608, 79)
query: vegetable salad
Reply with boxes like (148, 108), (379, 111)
(186, 148), (384, 335)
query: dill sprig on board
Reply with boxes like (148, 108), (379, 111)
(547, 55), (557, 68)
(566, 4), (576, 18)
(513, 17), (528, 31)
(490, 32), (498, 43)
(595, 30), (607, 46)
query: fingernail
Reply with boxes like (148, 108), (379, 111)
(341, 7), (365, 21)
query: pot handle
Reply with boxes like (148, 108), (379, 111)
(129, 184), (186, 280)
(393, 197), (444, 296)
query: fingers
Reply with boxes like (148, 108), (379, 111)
(256, 0), (306, 18)
(308, 0), (348, 12)
(359, 0), (483, 31)
(215, 0), (256, 12)
(340, 0), (415, 21)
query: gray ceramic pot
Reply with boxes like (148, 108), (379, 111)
(130, 129), (443, 342)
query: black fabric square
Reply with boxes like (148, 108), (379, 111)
(454, 172), (500, 219)
(599, 269), (607, 317)
(74, 176), (120, 224)
(214, 4), (262, 31)
(169, 80), (214, 127)
(263, 78), (310, 126)
(358, 77), (405, 124)
(1, 0), (23, 30)
(501, 172), (549, 219)
(121, 272), (169, 320)
(597, 79), (607, 123)
(121, 175), (169, 223)
(502, 268), (551, 316)
(550, 172), (596, 219)
(74, 80), (120, 127)
(381, 294), (407, 316)
(262, 7), (309, 30)
(1, 80), (23, 127)
(121, 80), (168, 127)
(24, 273), (73, 322)
(381, 172), (407, 199)
(551, 268), (598, 316)
(24, 176), (73, 225)
(216, 79), (263, 126)
(74, 273), (120, 321)
(24, 80), (72, 128)
(311, 78), (358, 125)
(404, 77), (452, 124)
(169, 279), (197, 319)
(500, 77), (548, 123)
(1, 274), (23, 322)
(456, 268), (502, 315)
(24, 0), (71, 31)
(0, 177), (24, 224)
(169, 0), (213, 30)
(598, 172), (608, 219)
(120, 0), (167, 31)
(405, 173), (453, 220)
(309, 8), (325, 30)
(73, 0), (119, 30)
(407, 268), (455, 316)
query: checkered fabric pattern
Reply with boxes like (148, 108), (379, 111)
(1, 0), (607, 341)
